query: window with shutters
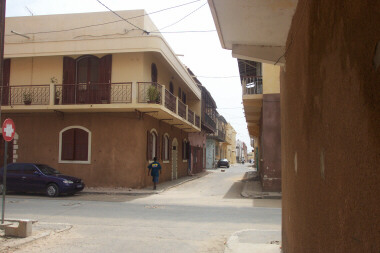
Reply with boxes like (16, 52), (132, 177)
(147, 129), (159, 161)
(182, 139), (189, 161)
(162, 134), (170, 162)
(151, 63), (158, 83)
(59, 126), (91, 164)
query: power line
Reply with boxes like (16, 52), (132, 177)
(5, 0), (204, 36)
(152, 2), (207, 32)
(151, 30), (216, 34)
(96, 0), (148, 34)
(195, 75), (240, 78)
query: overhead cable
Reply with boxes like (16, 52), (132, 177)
(5, 0), (203, 36)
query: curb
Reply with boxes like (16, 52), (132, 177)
(0, 222), (72, 252)
(81, 172), (208, 196)
(240, 180), (282, 200)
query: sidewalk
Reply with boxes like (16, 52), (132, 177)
(224, 229), (281, 253)
(82, 171), (209, 195)
(240, 170), (282, 199)
(0, 222), (72, 252)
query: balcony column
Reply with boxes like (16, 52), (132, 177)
(176, 97), (179, 114)
(49, 83), (55, 105)
(161, 86), (165, 105)
(185, 105), (188, 121)
(132, 82), (138, 104)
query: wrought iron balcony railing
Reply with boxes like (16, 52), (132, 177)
(0, 85), (50, 106)
(202, 113), (216, 132)
(0, 82), (201, 130)
(54, 82), (132, 105)
(242, 76), (263, 95)
(188, 109), (194, 125)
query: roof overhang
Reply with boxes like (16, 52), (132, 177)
(208, 0), (298, 65)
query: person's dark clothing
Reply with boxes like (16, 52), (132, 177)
(148, 161), (161, 182)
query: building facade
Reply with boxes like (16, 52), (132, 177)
(1, 11), (202, 189)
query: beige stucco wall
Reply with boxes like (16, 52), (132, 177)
(262, 63), (280, 94)
(4, 11), (201, 100)
(112, 53), (144, 82)
(8, 52), (200, 114)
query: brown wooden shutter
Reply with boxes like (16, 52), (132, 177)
(186, 142), (190, 160)
(157, 133), (161, 161)
(2, 59), (10, 105)
(62, 129), (75, 160)
(62, 57), (76, 104)
(99, 55), (112, 103)
(168, 138), (172, 161)
(74, 129), (89, 161)
(161, 135), (165, 160)
(182, 140), (185, 160)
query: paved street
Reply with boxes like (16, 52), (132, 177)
(3, 164), (281, 253)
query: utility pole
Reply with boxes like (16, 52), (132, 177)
(0, 0), (6, 224)
(0, 0), (5, 121)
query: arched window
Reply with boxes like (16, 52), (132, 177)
(162, 134), (170, 161)
(59, 126), (91, 163)
(182, 139), (190, 160)
(77, 55), (100, 84)
(151, 63), (158, 83)
(169, 82), (174, 94)
(147, 129), (159, 161)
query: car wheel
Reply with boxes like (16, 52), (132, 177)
(227, 165), (230, 168)
(46, 183), (59, 197)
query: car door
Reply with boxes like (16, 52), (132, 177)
(21, 164), (46, 193)
(5, 164), (25, 192)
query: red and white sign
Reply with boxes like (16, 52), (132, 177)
(2, 118), (15, 142)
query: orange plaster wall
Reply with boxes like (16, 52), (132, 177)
(281, 1), (380, 252)
(3, 112), (189, 189)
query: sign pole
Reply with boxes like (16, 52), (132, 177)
(1, 140), (6, 224)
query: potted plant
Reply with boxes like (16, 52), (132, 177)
(50, 77), (61, 104)
(23, 92), (32, 105)
(55, 90), (61, 104)
(147, 85), (160, 103)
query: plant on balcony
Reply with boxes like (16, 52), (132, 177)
(23, 92), (32, 105)
(55, 90), (61, 104)
(147, 85), (160, 104)
(51, 77), (61, 104)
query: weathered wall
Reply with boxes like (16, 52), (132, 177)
(2, 112), (189, 189)
(282, 1), (380, 252)
(205, 139), (215, 169)
(259, 94), (281, 192)
(262, 63), (280, 94)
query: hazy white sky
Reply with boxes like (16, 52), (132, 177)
(6, 0), (252, 150)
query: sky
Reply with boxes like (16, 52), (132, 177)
(5, 0), (252, 151)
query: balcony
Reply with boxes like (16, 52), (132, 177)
(0, 82), (201, 132)
(201, 113), (216, 133)
(208, 129), (226, 142)
(242, 76), (263, 95)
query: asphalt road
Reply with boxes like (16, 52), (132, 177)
(4, 164), (281, 253)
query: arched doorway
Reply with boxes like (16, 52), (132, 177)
(171, 138), (178, 180)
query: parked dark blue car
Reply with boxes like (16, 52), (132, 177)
(0, 163), (85, 197)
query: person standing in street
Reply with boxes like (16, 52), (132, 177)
(148, 157), (161, 190)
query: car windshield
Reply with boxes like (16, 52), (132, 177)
(36, 164), (60, 175)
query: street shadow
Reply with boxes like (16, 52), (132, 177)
(4, 192), (148, 202)
(223, 181), (244, 199)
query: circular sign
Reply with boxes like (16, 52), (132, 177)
(2, 118), (15, 142)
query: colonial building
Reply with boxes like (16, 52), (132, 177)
(1, 11), (202, 188)
(238, 60), (281, 191)
(206, 113), (226, 168)
(188, 82), (217, 174)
